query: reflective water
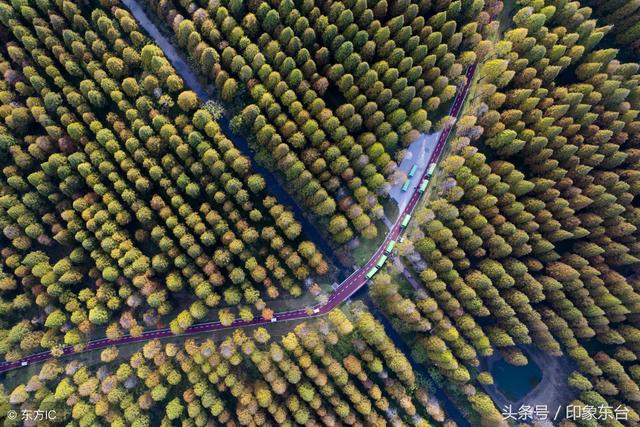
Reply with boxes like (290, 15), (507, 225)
(490, 357), (543, 402)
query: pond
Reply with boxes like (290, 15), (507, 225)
(490, 357), (543, 402)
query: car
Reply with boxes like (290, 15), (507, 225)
(313, 308), (320, 314)
(270, 317), (277, 322)
(20, 361), (27, 367)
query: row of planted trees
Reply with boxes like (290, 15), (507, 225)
(583, 0), (640, 54)
(1, 306), (459, 427)
(143, 0), (492, 244)
(0, 0), (329, 361)
(372, 0), (640, 424)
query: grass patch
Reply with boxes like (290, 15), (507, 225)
(352, 220), (387, 266)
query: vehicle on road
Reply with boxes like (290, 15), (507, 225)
(376, 254), (388, 269)
(408, 164), (418, 177)
(0, 50), (479, 376)
(385, 240), (396, 254)
(401, 178), (410, 192)
(426, 163), (436, 177)
(419, 178), (429, 193)
(313, 308), (319, 314)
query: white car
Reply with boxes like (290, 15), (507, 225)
(313, 308), (320, 314)
(270, 317), (277, 323)
(20, 361), (27, 366)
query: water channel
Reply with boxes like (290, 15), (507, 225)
(121, 0), (340, 268)
(121, 2), (474, 424)
(356, 289), (471, 427)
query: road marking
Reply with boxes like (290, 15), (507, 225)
(0, 62), (477, 375)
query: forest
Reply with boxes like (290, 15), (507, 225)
(2, 306), (456, 427)
(0, 0), (639, 425)
(370, 0), (640, 424)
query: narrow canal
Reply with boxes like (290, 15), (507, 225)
(121, 0), (341, 268)
(355, 289), (471, 427)
(121, 7), (474, 424)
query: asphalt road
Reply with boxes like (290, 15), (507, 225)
(0, 63), (477, 374)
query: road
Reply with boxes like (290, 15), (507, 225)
(0, 63), (477, 374)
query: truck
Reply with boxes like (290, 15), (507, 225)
(401, 179), (410, 192)
(426, 163), (436, 177)
(408, 164), (418, 177)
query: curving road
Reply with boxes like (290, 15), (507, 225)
(0, 64), (477, 374)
